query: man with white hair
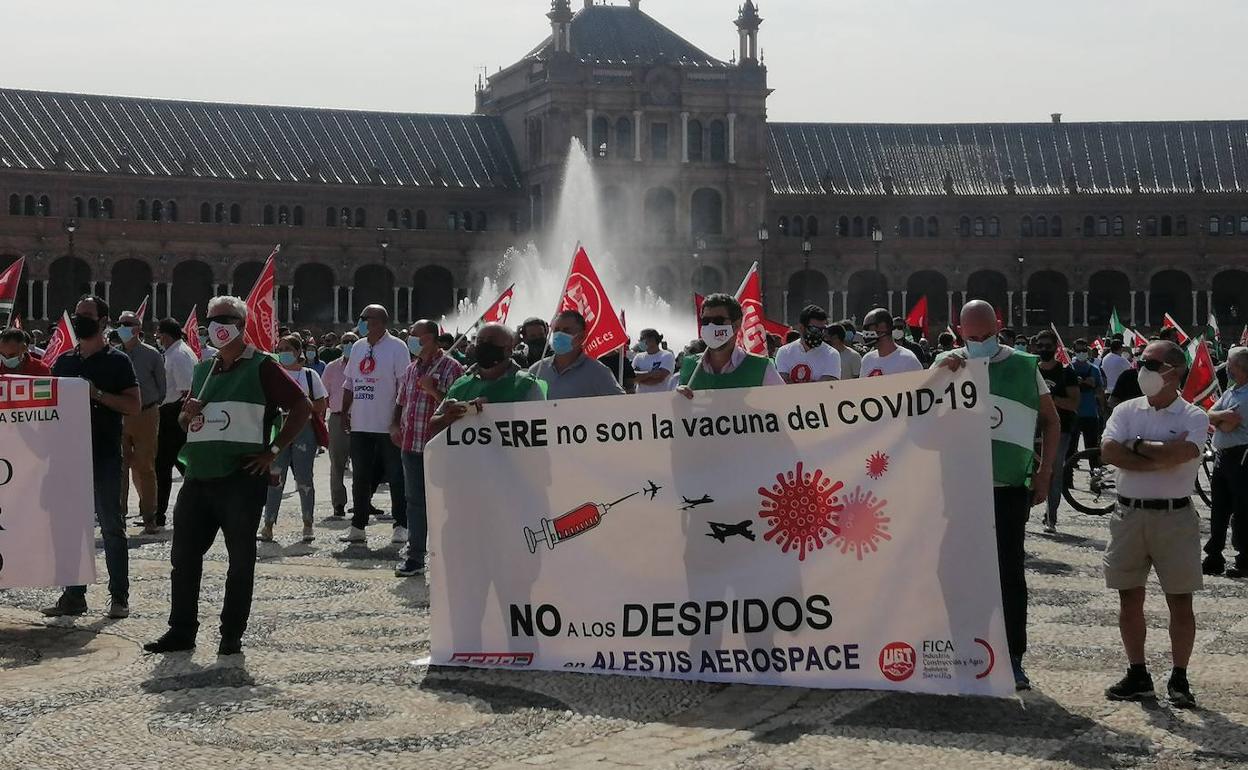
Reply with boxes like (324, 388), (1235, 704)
(939, 299), (1061, 691)
(144, 296), (311, 656)
(1204, 345), (1248, 578)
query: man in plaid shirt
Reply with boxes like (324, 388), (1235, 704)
(391, 320), (464, 577)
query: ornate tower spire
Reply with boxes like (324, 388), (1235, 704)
(735, 1), (762, 64)
(549, 0), (574, 55)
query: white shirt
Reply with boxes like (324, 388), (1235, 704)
(344, 334), (410, 433)
(833, 345), (862, 379)
(1103, 395), (1209, 499)
(282, 365), (329, 401)
(632, 349), (676, 394)
(775, 340), (841, 383)
(199, 345), (217, 362)
(693, 346), (784, 386)
(162, 338), (199, 404)
(861, 346), (923, 378)
(1100, 352), (1131, 392)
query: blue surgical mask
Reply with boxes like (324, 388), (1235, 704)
(278, 351), (298, 366)
(1014, 343), (1027, 351)
(356, 319), (369, 336)
(966, 337), (1001, 359)
(117, 326), (135, 344)
(407, 337), (424, 357)
(1, 355), (21, 369)
(340, 343), (352, 360)
(305, 350), (317, 362)
(551, 331), (576, 356)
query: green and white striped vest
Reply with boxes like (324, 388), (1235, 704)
(987, 350), (1041, 488)
(179, 350), (272, 480)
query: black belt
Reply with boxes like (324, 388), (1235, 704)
(1118, 496), (1191, 511)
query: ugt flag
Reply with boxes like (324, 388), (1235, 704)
(42, 311), (77, 368)
(183, 305), (202, 359)
(905, 296), (929, 338)
(1183, 340), (1220, 410)
(0, 257), (25, 320)
(244, 247), (279, 352)
(734, 262), (768, 356)
(482, 283), (515, 325)
(558, 247), (626, 359)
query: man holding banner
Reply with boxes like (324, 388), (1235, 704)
(678, 293), (782, 393)
(429, 324), (545, 436)
(529, 311), (624, 400)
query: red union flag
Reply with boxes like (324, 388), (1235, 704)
(735, 262), (767, 355)
(0, 257), (25, 319)
(905, 295), (929, 338)
(244, 247), (279, 352)
(42, 311), (77, 368)
(1183, 339), (1220, 410)
(693, 292), (705, 339)
(1050, 323), (1072, 365)
(558, 247), (626, 358)
(482, 284), (515, 325)
(183, 304), (202, 359)
(135, 294), (150, 324)
(1162, 313), (1190, 345)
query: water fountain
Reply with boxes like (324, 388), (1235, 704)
(444, 139), (692, 345)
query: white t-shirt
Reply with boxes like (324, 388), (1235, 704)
(1103, 395), (1209, 498)
(283, 365), (329, 401)
(632, 349), (676, 394)
(775, 341), (841, 383)
(861, 346), (924, 378)
(343, 334), (410, 433)
(1100, 352), (1131, 392)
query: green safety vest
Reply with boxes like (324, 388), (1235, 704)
(179, 350), (273, 480)
(987, 351), (1041, 487)
(678, 353), (770, 390)
(445, 369), (547, 403)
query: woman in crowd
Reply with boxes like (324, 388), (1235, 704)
(260, 335), (329, 543)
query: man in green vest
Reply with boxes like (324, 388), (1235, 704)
(677, 293), (783, 397)
(144, 295), (311, 657)
(428, 324), (546, 436)
(938, 299), (1060, 691)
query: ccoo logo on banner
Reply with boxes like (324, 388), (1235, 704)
(426, 363), (1014, 697)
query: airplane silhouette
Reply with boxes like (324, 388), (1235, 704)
(643, 480), (661, 500)
(707, 521), (755, 542)
(680, 494), (714, 511)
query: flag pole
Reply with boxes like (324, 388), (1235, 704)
(536, 242), (581, 366)
(446, 282), (515, 355)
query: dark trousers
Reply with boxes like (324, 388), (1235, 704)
(154, 401), (187, 521)
(994, 486), (1029, 659)
(1207, 446), (1248, 567)
(66, 448), (128, 603)
(1068, 415), (1103, 455)
(402, 450), (428, 559)
(166, 471), (267, 641)
(349, 432), (407, 530)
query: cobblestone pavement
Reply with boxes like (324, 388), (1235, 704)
(2, 462), (1246, 770)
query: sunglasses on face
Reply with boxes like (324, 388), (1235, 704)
(206, 315), (240, 325)
(700, 316), (732, 326)
(1140, 359), (1170, 372)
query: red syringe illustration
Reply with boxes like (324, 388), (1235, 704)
(524, 492), (640, 553)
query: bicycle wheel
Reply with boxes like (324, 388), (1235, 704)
(1195, 445), (1214, 507)
(1063, 448), (1117, 516)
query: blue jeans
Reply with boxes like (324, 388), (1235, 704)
(66, 448), (128, 603)
(1046, 432), (1072, 526)
(402, 450), (427, 561)
(264, 424), (318, 526)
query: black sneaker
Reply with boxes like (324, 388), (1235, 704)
(1167, 676), (1196, 709)
(1202, 555), (1225, 576)
(1226, 564), (1247, 579)
(1106, 668), (1155, 701)
(40, 597), (88, 617)
(395, 558), (425, 577)
(217, 638), (242, 656)
(143, 632), (196, 654)
(332, 506), (345, 518)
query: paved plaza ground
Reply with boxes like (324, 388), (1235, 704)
(1, 461), (1246, 770)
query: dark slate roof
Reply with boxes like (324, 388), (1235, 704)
(768, 121), (1248, 196)
(528, 5), (728, 68)
(0, 88), (521, 189)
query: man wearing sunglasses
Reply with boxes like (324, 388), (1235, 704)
(1100, 341), (1209, 708)
(145, 295), (311, 656)
(860, 308), (923, 378)
(677, 293), (782, 395)
(938, 300), (1061, 692)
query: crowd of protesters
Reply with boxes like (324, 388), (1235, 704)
(8, 291), (1244, 709)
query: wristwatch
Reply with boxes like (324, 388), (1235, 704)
(269, 444), (280, 456)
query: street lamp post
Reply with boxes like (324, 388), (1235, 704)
(801, 237), (813, 310)
(694, 236), (707, 296)
(1016, 255), (1026, 328)
(757, 223), (770, 299)
(871, 226), (883, 307)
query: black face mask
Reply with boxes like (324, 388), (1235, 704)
(525, 336), (546, 351)
(1037, 350), (1057, 363)
(475, 341), (507, 369)
(71, 315), (100, 340)
(803, 328), (825, 348)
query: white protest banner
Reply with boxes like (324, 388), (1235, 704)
(426, 362), (1013, 697)
(0, 376), (96, 588)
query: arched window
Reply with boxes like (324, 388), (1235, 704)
(838, 216), (850, 237)
(1174, 215), (1186, 236)
(898, 216), (911, 237)
(1035, 216), (1048, 237)
(463, 211), (475, 232)
(1226, 215), (1237, 236)
(709, 120), (727, 162)
(592, 116), (610, 158)
(792, 215), (804, 238)
(1209, 215), (1221, 235)
(1110, 216), (1123, 236)
(1160, 215), (1172, 236)
(385, 209), (398, 229)
(23, 195), (35, 215)
(229, 203), (241, 224)
(1240, 216), (1248, 235)
(352, 208), (364, 228)
(214, 202), (226, 223)
(987, 217), (1000, 237)
(292, 206), (303, 226)
(927, 217), (939, 237)
(973, 217), (985, 237)
(777, 216), (789, 236)
(687, 119), (703, 162)
(807, 216), (819, 236)
(200, 202), (212, 222)
(101, 198), (114, 219)
(615, 117), (633, 159)
(167, 201), (178, 222)
(1020, 216), (1033, 237)
(73, 196), (84, 217)
(447, 211), (461, 230)
(1050, 215), (1062, 237)
(88, 197), (101, 218)
(1097, 216), (1109, 236)
(326, 207), (338, 227)
(7, 194), (18, 215)
(477, 211), (488, 231)
(37, 195), (50, 215)
(851, 216), (864, 237)
(691, 189), (723, 236)
(958, 216), (971, 237)
(1145, 215), (1158, 236)
(263, 204), (275, 225)
(277, 205), (289, 225)
(151, 200), (164, 222)
(400, 209), (412, 229)
(137, 199), (149, 221)
(415, 210), (427, 229)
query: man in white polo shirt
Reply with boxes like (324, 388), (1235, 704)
(775, 304), (840, 384)
(1101, 340), (1208, 708)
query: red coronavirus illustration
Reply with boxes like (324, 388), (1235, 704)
(757, 462), (845, 561)
(831, 486), (891, 560)
(865, 451), (890, 479)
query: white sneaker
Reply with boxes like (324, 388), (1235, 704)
(339, 526), (366, 543)
(392, 526), (408, 544)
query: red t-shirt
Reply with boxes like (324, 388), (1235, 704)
(7, 356), (51, 376)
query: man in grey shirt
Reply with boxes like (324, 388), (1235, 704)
(116, 310), (167, 533)
(528, 310), (625, 400)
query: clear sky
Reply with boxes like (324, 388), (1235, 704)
(4, 0), (1244, 123)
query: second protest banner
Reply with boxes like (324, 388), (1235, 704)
(426, 362), (1012, 697)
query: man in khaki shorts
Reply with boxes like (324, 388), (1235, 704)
(1101, 340), (1209, 708)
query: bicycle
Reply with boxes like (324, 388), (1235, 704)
(1061, 439), (1215, 516)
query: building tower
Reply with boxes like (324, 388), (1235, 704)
(736, 1), (762, 64)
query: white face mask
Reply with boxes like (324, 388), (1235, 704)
(1138, 367), (1166, 398)
(207, 321), (242, 349)
(700, 323), (735, 350)
(891, 329), (905, 341)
